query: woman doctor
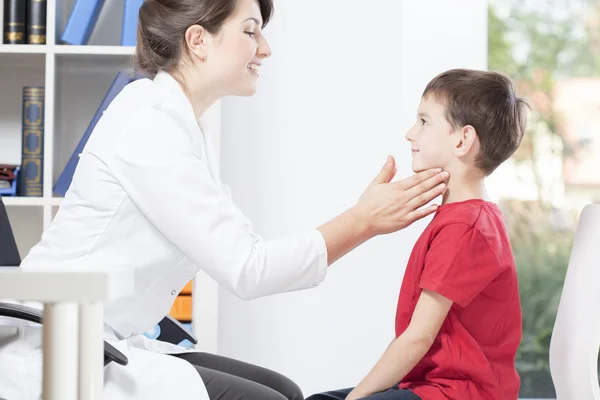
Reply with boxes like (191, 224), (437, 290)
(1, 0), (449, 399)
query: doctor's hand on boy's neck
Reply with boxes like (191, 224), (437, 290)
(405, 94), (491, 206)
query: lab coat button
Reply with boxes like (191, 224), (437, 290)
(171, 290), (176, 295)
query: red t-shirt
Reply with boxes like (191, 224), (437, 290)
(396, 199), (522, 400)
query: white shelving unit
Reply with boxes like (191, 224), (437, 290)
(0, 0), (137, 257)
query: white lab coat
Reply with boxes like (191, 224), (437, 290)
(0, 70), (328, 400)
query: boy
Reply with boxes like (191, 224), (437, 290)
(307, 69), (528, 400)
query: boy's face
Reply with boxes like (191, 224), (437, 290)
(405, 95), (457, 173)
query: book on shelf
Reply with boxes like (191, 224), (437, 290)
(27, 0), (47, 44)
(169, 294), (192, 322)
(19, 86), (44, 197)
(3, 0), (26, 44)
(53, 71), (135, 196)
(3, 0), (47, 45)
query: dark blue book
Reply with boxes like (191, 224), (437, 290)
(4, 0), (27, 44)
(60, 0), (105, 45)
(27, 0), (47, 44)
(19, 87), (45, 197)
(121, 0), (143, 46)
(53, 71), (133, 196)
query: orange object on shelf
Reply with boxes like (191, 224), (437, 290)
(180, 281), (193, 295)
(169, 295), (192, 321)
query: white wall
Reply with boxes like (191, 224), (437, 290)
(218, 0), (488, 395)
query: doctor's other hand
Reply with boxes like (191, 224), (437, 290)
(354, 155), (449, 236)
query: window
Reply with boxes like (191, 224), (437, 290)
(487, 0), (600, 397)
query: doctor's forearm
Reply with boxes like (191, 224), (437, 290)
(317, 207), (372, 265)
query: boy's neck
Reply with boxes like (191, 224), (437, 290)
(441, 170), (489, 205)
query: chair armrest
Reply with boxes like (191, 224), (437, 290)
(0, 301), (128, 367)
(103, 341), (128, 367)
(0, 301), (42, 323)
(157, 315), (198, 345)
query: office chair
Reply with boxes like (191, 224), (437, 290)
(0, 195), (197, 367)
(549, 203), (600, 400)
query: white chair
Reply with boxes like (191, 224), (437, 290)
(0, 266), (134, 400)
(549, 203), (600, 400)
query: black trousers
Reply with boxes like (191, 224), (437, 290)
(306, 386), (422, 400)
(172, 352), (304, 400)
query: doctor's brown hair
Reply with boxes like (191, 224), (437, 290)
(423, 69), (529, 176)
(135, 0), (273, 78)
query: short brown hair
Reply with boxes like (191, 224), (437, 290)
(423, 69), (529, 175)
(135, 0), (274, 78)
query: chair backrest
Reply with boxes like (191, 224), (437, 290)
(0, 196), (21, 266)
(549, 203), (600, 400)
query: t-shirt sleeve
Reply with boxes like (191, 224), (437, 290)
(419, 223), (504, 308)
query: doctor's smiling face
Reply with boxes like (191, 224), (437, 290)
(183, 0), (273, 97)
(219, 0), (273, 96)
(136, 0), (274, 110)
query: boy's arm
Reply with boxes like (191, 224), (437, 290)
(346, 289), (453, 400)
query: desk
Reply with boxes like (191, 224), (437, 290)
(0, 267), (134, 400)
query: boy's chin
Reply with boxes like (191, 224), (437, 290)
(412, 164), (428, 173)
(412, 162), (443, 174)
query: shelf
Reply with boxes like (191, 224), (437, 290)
(54, 45), (135, 56)
(0, 45), (135, 56)
(0, 45), (48, 54)
(2, 197), (63, 206)
(0, 46), (46, 67)
(3, 197), (46, 206)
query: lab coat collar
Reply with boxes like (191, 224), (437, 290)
(152, 70), (219, 181)
(153, 70), (209, 131)
(153, 70), (196, 118)
(153, 70), (184, 96)
(153, 70), (204, 138)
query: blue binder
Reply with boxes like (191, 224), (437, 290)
(121, 0), (144, 46)
(53, 71), (133, 196)
(60, 0), (105, 45)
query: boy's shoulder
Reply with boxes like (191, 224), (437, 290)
(425, 199), (510, 254)
(430, 199), (505, 232)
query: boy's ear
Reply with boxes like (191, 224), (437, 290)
(454, 125), (479, 158)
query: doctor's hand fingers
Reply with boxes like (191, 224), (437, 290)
(389, 183), (445, 231)
(369, 155), (397, 186)
(404, 205), (440, 226)
(405, 180), (448, 212)
(393, 168), (449, 192)
(355, 168), (445, 234)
